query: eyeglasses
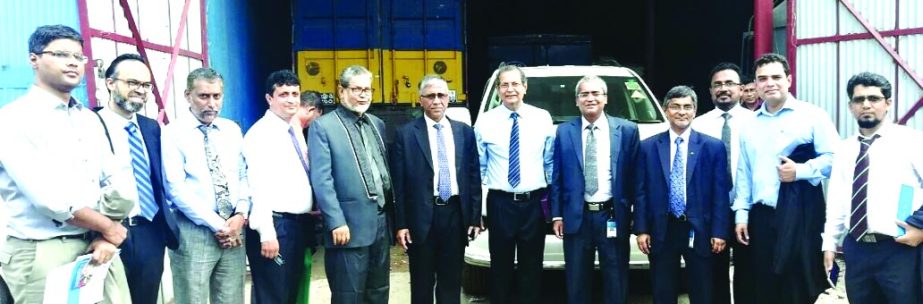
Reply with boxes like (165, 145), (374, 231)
(710, 81), (740, 89)
(667, 104), (695, 111)
(850, 95), (886, 104)
(422, 92), (449, 100)
(114, 78), (154, 91)
(37, 51), (89, 64)
(499, 82), (523, 90)
(348, 86), (374, 95)
(577, 91), (607, 98)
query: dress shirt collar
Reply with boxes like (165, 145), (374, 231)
(28, 85), (83, 110)
(756, 94), (804, 117)
(182, 108), (224, 131)
(423, 114), (450, 130)
(669, 127), (691, 144)
(493, 102), (533, 119)
(581, 115), (609, 131)
(858, 121), (895, 141)
(99, 106), (140, 129)
(260, 110), (294, 130)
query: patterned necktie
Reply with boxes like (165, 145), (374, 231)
(126, 122), (157, 220)
(584, 124), (598, 196)
(669, 137), (686, 217)
(508, 112), (521, 188)
(721, 112), (732, 174)
(288, 126), (310, 175)
(199, 125), (233, 219)
(849, 135), (879, 240)
(434, 123), (452, 201)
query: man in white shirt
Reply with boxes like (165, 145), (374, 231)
(163, 67), (249, 304)
(822, 72), (923, 304)
(244, 70), (315, 303)
(0, 24), (132, 303)
(692, 62), (755, 304)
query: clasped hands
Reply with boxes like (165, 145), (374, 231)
(216, 214), (247, 249)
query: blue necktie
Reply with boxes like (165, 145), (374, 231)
(669, 137), (686, 217)
(434, 123), (452, 201)
(125, 122), (158, 220)
(508, 112), (521, 188)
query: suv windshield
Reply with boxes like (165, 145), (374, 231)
(486, 76), (663, 124)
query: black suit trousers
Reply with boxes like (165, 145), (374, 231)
(246, 215), (312, 304)
(486, 190), (545, 304)
(120, 216), (168, 304)
(649, 219), (713, 304)
(408, 197), (464, 304)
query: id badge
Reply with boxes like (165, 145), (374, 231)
(688, 230), (695, 249)
(606, 219), (617, 238)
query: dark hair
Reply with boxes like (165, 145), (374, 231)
(265, 70), (300, 95)
(186, 67), (223, 92)
(105, 53), (146, 79)
(662, 85), (698, 107)
(709, 62), (741, 81)
(846, 72), (892, 99)
(29, 25), (84, 54)
(753, 53), (790, 76)
(301, 90), (321, 108)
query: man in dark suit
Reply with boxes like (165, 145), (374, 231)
(392, 76), (482, 304)
(97, 53), (180, 304)
(634, 85), (730, 304)
(308, 65), (392, 304)
(550, 75), (642, 304)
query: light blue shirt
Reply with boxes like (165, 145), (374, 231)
(474, 103), (554, 192)
(733, 96), (839, 224)
(162, 114), (250, 232)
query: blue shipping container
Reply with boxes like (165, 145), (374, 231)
(294, 0), (381, 50)
(385, 0), (463, 50)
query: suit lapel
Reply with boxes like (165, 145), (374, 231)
(569, 120), (584, 167)
(607, 116), (621, 172)
(450, 120), (464, 173)
(686, 131), (702, 184)
(137, 118), (159, 169)
(413, 118), (434, 172)
(657, 133), (671, 186)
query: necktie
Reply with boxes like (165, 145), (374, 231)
(126, 122), (158, 220)
(358, 117), (391, 207)
(584, 124), (598, 196)
(669, 137), (686, 217)
(721, 112), (732, 175)
(199, 125), (234, 219)
(288, 126), (310, 175)
(434, 123), (452, 201)
(849, 135), (879, 240)
(508, 112), (521, 188)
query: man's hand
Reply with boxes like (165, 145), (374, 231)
(711, 238), (726, 253)
(215, 227), (241, 249)
(823, 251), (836, 274)
(552, 220), (564, 239)
(101, 220), (127, 247)
(467, 226), (481, 241)
(261, 240), (280, 259)
(637, 233), (651, 255)
(225, 214), (246, 237)
(332, 225), (350, 246)
(86, 238), (119, 265)
(895, 220), (923, 247)
(735, 224), (750, 245)
(778, 156), (797, 182)
(396, 229), (412, 250)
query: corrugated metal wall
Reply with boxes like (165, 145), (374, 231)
(0, 0), (87, 107)
(794, 0), (923, 136)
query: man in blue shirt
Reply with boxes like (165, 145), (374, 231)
(732, 53), (839, 304)
(474, 64), (554, 303)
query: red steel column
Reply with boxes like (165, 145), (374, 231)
(754, 0), (774, 58)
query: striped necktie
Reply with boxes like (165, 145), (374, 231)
(508, 112), (521, 188)
(849, 135), (879, 240)
(125, 122), (158, 220)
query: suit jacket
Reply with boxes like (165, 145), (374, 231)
(634, 130), (730, 256)
(391, 117), (481, 243)
(550, 115), (643, 235)
(309, 106), (392, 248)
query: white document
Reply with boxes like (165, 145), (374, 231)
(42, 253), (116, 304)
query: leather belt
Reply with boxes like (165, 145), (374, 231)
(122, 216), (151, 227)
(433, 196), (458, 206)
(272, 212), (311, 221)
(13, 232), (93, 242)
(585, 201), (611, 212)
(857, 233), (894, 243)
(490, 189), (541, 202)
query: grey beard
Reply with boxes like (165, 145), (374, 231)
(115, 96), (143, 113)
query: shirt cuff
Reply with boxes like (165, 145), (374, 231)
(552, 217), (563, 222)
(257, 225), (277, 243)
(735, 210), (749, 225)
(821, 238), (839, 252)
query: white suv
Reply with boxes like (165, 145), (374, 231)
(462, 65), (669, 294)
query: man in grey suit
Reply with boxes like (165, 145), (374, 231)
(308, 65), (392, 303)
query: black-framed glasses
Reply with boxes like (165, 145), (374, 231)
(348, 86), (374, 95)
(710, 81), (741, 89)
(37, 51), (89, 64)
(850, 95), (886, 104)
(421, 92), (449, 100)
(577, 91), (607, 98)
(114, 78), (154, 91)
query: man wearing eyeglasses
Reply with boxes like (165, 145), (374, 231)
(473, 64), (554, 303)
(309, 65), (393, 303)
(821, 72), (923, 304)
(391, 75), (482, 304)
(95, 53), (180, 304)
(550, 75), (642, 304)
(691, 62), (755, 304)
(0, 24), (132, 303)
(732, 53), (838, 304)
